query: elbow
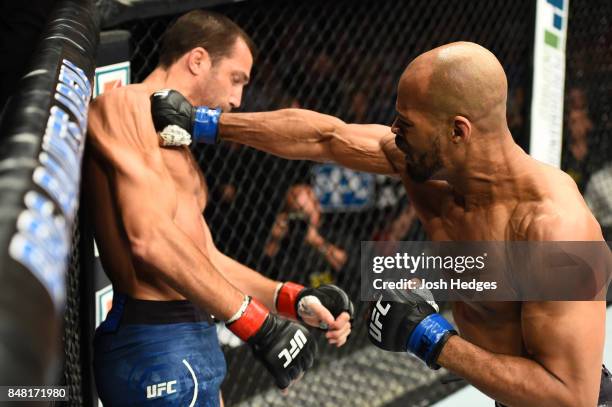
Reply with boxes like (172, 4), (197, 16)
(551, 387), (598, 407)
(573, 391), (599, 407)
(129, 236), (149, 263)
(127, 223), (161, 265)
(561, 397), (596, 407)
(129, 233), (154, 265)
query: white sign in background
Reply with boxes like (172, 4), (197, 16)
(529, 0), (569, 168)
(93, 61), (130, 98)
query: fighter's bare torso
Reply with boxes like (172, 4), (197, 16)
(86, 83), (209, 300)
(380, 134), (602, 357)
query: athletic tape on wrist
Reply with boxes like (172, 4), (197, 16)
(407, 313), (456, 369)
(272, 282), (283, 313)
(226, 295), (251, 324)
(226, 296), (270, 340)
(193, 106), (221, 144)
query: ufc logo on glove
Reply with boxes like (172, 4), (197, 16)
(278, 330), (308, 367)
(369, 297), (391, 343)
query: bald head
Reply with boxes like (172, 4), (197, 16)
(398, 42), (508, 130)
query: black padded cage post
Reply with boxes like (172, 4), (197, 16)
(0, 0), (98, 405)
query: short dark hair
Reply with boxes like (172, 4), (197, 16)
(158, 10), (257, 68)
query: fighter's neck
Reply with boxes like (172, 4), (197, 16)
(446, 139), (531, 209)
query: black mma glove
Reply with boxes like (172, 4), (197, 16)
(367, 288), (456, 369)
(150, 89), (220, 146)
(275, 282), (354, 325)
(226, 296), (317, 389)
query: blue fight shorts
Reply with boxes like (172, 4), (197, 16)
(93, 293), (226, 407)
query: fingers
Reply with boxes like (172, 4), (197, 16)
(278, 358), (309, 394)
(327, 312), (350, 330)
(299, 304), (352, 346)
(278, 373), (304, 395)
(326, 312), (352, 347)
(278, 368), (299, 394)
(302, 301), (335, 327)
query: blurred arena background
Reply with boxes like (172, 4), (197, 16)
(0, 0), (610, 406)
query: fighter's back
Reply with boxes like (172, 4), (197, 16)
(85, 84), (210, 300)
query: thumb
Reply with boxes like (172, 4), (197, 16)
(300, 299), (334, 326)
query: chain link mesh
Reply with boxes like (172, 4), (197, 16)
(117, 0), (533, 404)
(59, 218), (83, 406)
(51, 0), (612, 404)
(563, 0), (612, 240)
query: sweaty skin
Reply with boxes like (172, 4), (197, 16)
(85, 36), (351, 350)
(217, 42), (606, 406)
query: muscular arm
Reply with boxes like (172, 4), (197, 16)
(439, 301), (604, 407)
(220, 109), (398, 175)
(439, 216), (605, 407)
(87, 89), (244, 320)
(201, 220), (278, 311)
(220, 109), (450, 222)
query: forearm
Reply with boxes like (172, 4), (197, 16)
(132, 218), (244, 321)
(213, 252), (279, 310)
(220, 109), (340, 161)
(219, 109), (396, 174)
(438, 336), (587, 407)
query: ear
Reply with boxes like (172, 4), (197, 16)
(186, 47), (212, 76)
(452, 116), (471, 144)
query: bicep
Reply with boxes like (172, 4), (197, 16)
(522, 301), (604, 394)
(329, 123), (399, 174)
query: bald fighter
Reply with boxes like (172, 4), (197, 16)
(151, 42), (610, 406)
(85, 10), (353, 406)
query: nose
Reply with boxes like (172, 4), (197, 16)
(229, 88), (243, 111)
(390, 118), (399, 134)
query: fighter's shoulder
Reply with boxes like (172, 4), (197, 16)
(89, 84), (151, 119)
(514, 161), (597, 239)
(87, 85), (158, 150)
(521, 199), (601, 241)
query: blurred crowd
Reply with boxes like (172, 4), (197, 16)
(563, 87), (612, 239)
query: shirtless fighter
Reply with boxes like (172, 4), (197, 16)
(151, 42), (611, 406)
(85, 10), (353, 406)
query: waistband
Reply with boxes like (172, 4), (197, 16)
(100, 292), (213, 332)
(122, 295), (212, 324)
